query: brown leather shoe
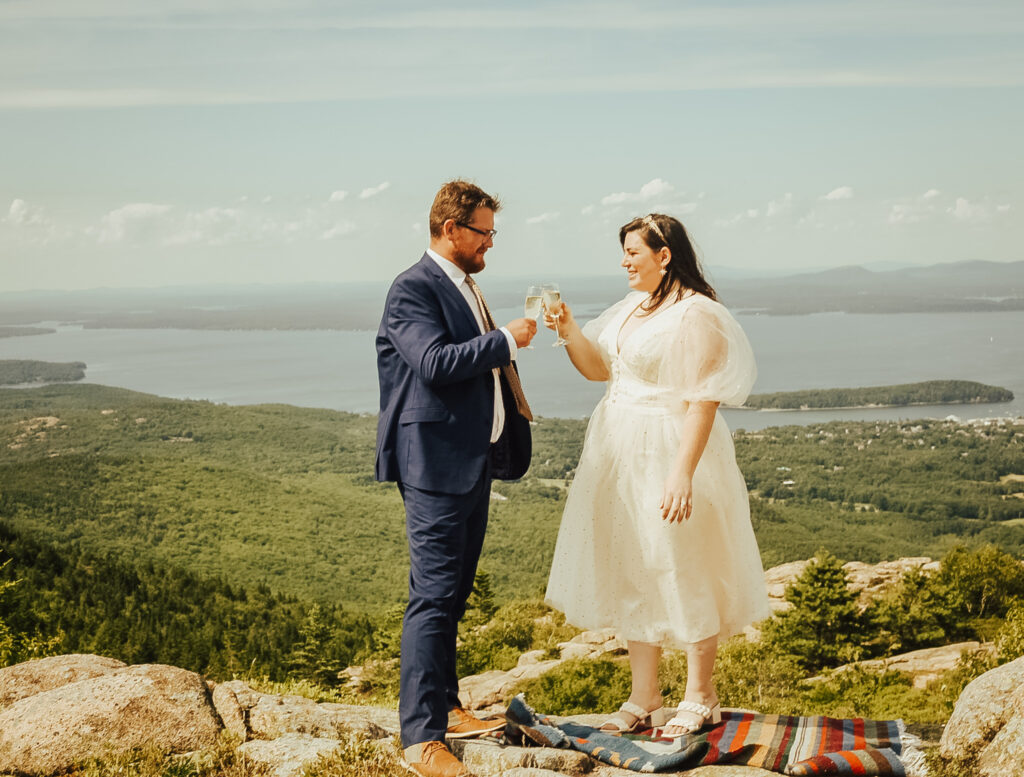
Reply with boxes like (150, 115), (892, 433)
(445, 706), (505, 739)
(402, 740), (475, 777)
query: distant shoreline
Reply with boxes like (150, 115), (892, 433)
(742, 380), (1013, 411)
(738, 399), (1009, 412)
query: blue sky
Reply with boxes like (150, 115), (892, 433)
(1, 1), (1022, 291)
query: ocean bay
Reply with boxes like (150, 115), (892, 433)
(1, 310), (1022, 431)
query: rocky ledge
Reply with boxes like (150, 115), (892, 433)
(0, 653), (1023, 776)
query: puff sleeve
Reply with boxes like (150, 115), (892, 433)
(658, 297), (756, 406)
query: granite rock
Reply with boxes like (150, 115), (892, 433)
(0, 663), (221, 776)
(0, 653), (126, 707)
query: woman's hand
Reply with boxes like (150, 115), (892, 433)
(660, 469), (693, 523)
(542, 301), (576, 332)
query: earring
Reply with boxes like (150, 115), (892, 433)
(659, 268), (668, 276)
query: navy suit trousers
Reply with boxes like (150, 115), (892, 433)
(397, 472), (491, 747)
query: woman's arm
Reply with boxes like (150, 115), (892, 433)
(661, 400), (719, 522)
(545, 301), (610, 382)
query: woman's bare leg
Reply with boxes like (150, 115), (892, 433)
(600, 640), (663, 730)
(664, 633), (719, 735)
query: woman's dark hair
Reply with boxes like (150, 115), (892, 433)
(619, 213), (716, 311)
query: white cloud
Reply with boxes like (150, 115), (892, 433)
(580, 205), (595, 215)
(359, 182), (391, 199)
(526, 211), (560, 225)
(601, 178), (674, 206)
(5, 198), (44, 226)
(948, 197), (982, 223)
(747, 209), (760, 218)
(714, 213), (746, 228)
(821, 186), (853, 200)
(164, 206), (246, 245)
(94, 202), (172, 243)
(887, 189), (944, 225)
(766, 193), (794, 218)
(328, 190), (348, 203)
(321, 220), (357, 240)
(262, 195), (273, 204)
(946, 196), (1010, 225)
(2, 197), (64, 244)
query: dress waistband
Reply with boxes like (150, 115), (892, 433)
(604, 373), (683, 414)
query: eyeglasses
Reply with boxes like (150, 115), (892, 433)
(457, 222), (498, 239)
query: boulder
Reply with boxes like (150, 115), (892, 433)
(460, 630), (627, 711)
(977, 707), (1024, 777)
(459, 660), (561, 710)
(940, 655), (1024, 774)
(0, 653), (126, 707)
(211, 680), (398, 741)
(211, 682), (248, 741)
(0, 663), (221, 776)
(823, 641), (994, 689)
(842, 557), (938, 607)
(317, 702), (398, 739)
(236, 733), (343, 777)
(450, 739), (594, 775)
(248, 692), (342, 739)
(762, 557), (938, 614)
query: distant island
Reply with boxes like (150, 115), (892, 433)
(0, 326), (56, 338)
(0, 360), (87, 386)
(745, 379), (1013, 410)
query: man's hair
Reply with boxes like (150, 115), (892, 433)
(429, 180), (501, 238)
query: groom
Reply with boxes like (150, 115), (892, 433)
(375, 180), (536, 777)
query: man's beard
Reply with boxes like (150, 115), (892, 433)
(452, 247), (486, 275)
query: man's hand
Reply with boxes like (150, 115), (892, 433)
(505, 317), (538, 348)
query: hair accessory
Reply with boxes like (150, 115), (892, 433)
(643, 214), (666, 243)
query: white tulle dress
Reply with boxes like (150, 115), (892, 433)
(545, 291), (771, 648)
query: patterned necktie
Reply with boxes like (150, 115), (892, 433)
(464, 275), (534, 422)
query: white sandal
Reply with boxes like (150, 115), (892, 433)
(600, 701), (670, 734)
(661, 700), (722, 737)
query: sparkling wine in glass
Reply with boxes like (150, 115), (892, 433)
(523, 286), (543, 349)
(542, 283), (568, 346)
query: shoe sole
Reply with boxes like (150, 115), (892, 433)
(400, 757), (475, 777)
(445, 720), (505, 739)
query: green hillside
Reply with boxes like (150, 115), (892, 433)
(1, 384), (1023, 611)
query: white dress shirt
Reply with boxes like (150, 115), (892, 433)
(426, 249), (517, 443)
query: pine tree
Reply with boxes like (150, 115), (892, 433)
(287, 603), (342, 685)
(462, 569), (498, 630)
(763, 550), (864, 670)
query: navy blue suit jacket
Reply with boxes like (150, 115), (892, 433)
(375, 254), (530, 494)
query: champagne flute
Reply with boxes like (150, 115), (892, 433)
(523, 286), (543, 349)
(541, 283), (568, 347)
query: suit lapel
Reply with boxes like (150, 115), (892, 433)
(417, 254), (481, 337)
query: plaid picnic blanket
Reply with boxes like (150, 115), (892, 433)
(503, 696), (925, 775)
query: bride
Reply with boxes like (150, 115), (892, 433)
(543, 213), (771, 737)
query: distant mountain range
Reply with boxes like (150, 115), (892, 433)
(1, 260), (1021, 329)
(718, 259), (1024, 314)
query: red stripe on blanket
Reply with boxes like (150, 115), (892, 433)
(728, 714), (753, 753)
(838, 750), (868, 775)
(703, 711), (733, 762)
(853, 717), (866, 749)
(772, 716), (797, 772)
